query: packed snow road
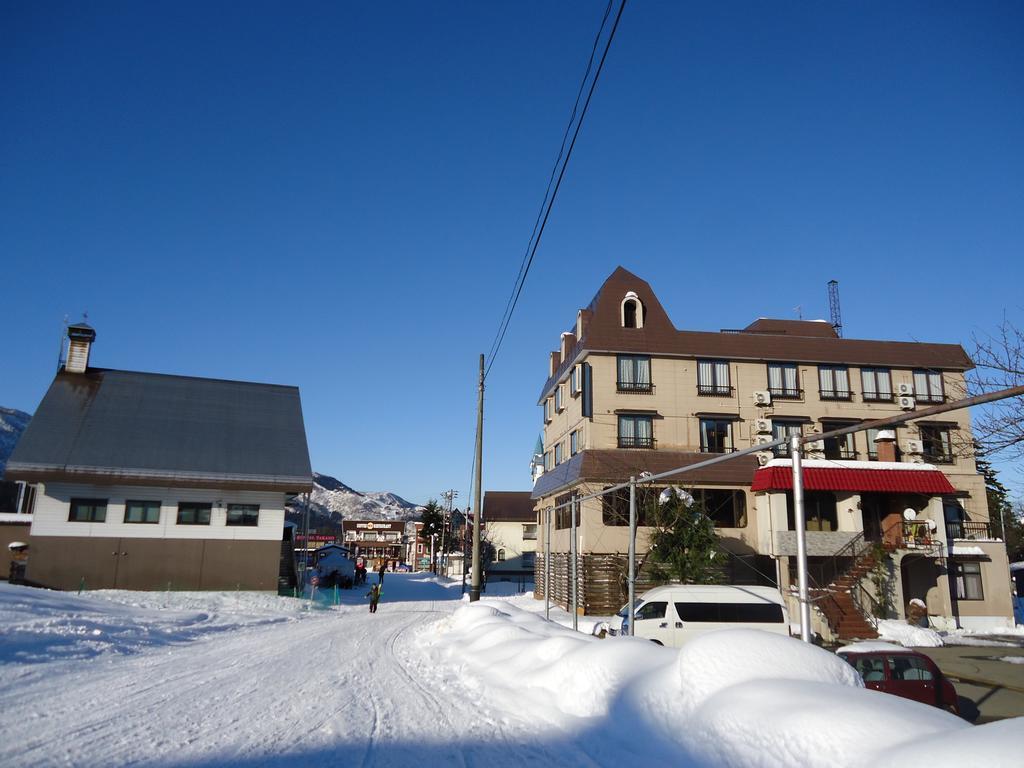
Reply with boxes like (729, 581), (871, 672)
(1, 576), (1019, 767)
(0, 576), (616, 767)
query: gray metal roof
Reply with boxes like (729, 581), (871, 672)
(6, 369), (312, 492)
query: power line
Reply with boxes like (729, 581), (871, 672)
(485, 0), (614, 367)
(484, 0), (627, 381)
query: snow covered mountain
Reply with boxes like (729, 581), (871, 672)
(285, 472), (423, 531)
(0, 407), (31, 476)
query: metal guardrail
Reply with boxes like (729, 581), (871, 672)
(946, 521), (994, 540)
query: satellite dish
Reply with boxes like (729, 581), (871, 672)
(902, 508), (916, 521)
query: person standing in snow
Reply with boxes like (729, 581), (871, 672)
(378, 562), (386, 584)
(367, 583), (382, 613)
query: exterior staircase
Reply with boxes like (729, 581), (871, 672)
(278, 538), (297, 593)
(812, 542), (897, 641)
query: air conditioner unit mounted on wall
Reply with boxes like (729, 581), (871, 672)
(753, 390), (772, 406)
(754, 418), (772, 434)
(905, 439), (924, 455)
(754, 434), (773, 446)
(896, 382), (914, 397)
(898, 396), (916, 410)
(756, 451), (773, 467)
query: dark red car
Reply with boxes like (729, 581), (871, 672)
(837, 642), (959, 714)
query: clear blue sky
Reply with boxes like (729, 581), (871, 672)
(2, 1), (1022, 504)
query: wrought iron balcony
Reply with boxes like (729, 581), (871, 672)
(697, 385), (733, 397)
(946, 521), (994, 540)
(618, 435), (656, 449)
(616, 381), (654, 394)
(819, 390), (853, 401)
(767, 387), (802, 399)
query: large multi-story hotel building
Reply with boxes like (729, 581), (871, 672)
(532, 267), (1013, 638)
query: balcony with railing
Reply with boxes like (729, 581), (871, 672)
(618, 435), (656, 449)
(819, 389), (853, 401)
(616, 380), (654, 394)
(946, 521), (994, 541)
(697, 385), (733, 397)
(768, 387), (802, 400)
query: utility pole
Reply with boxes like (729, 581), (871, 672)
(628, 476), (637, 637)
(791, 436), (812, 643)
(570, 496), (578, 631)
(470, 354), (484, 602)
(544, 506), (552, 622)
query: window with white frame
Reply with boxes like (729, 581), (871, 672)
(767, 363), (799, 398)
(861, 368), (892, 401)
(913, 370), (945, 403)
(555, 384), (564, 412)
(818, 366), (851, 400)
(697, 360), (730, 396)
(554, 442), (563, 465)
(544, 450), (554, 471)
(543, 398), (553, 423)
(570, 429), (579, 456)
(570, 365), (581, 396)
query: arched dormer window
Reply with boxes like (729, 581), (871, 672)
(620, 291), (644, 329)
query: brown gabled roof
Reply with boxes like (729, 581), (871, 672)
(531, 449), (758, 499)
(482, 491), (536, 522)
(538, 267), (973, 402)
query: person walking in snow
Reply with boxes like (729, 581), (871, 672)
(378, 562), (386, 585)
(367, 583), (382, 613)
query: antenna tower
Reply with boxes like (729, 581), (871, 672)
(827, 280), (842, 338)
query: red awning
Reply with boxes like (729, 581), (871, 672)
(751, 466), (957, 495)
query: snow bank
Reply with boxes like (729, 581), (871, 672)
(424, 600), (994, 768)
(674, 629), (861, 713)
(0, 583), (316, 664)
(877, 619), (943, 647)
(874, 718), (1023, 768)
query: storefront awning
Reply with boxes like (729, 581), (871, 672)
(751, 462), (957, 495)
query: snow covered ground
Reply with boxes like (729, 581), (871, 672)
(1, 576), (1020, 767)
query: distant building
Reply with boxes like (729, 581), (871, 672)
(483, 491), (537, 585)
(342, 520), (405, 568)
(5, 322), (313, 592)
(532, 267), (1014, 636)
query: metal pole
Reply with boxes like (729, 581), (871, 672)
(570, 496), (578, 631)
(470, 354), (484, 602)
(545, 506), (552, 622)
(628, 476), (637, 637)
(791, 435), (812, 643)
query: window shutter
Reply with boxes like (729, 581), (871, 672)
(582, 363), (593, 418)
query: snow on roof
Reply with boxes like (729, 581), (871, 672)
(835, 641), (907, 654)
(0, 513), (32, 523)
(950, 545), (986, 557)
(1009, 561), (1024, 572)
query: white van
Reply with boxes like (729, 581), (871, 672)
(609, 584), (790, 646)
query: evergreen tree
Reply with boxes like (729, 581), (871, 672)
(646, 489), (725, 584)
(974, 445), (1024, 562)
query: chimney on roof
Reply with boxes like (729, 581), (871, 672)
(560, 331), (575, 363)
(549, 351), (560, 377)
(874, 429), (897, 463)
(65, 322), (96, 374)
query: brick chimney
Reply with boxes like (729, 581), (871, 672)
(873, 429), (897, 463)
(549, 351), (560, 377)
(65, 322), (96, 374)
(576, 309), (591, 341)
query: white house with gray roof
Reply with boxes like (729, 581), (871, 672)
(4, 322), (313, 591)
